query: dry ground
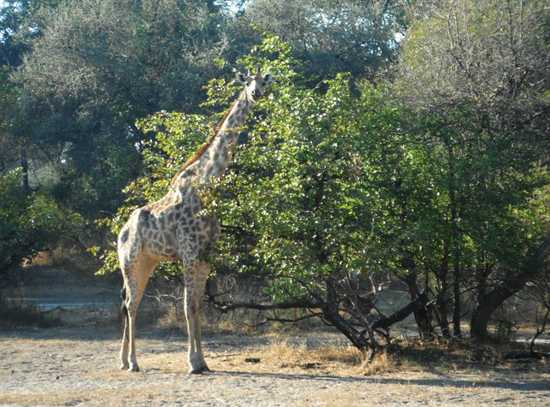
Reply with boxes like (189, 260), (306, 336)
(0, 326), (549, 407)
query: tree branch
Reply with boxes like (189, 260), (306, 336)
(207, 293), (321, 312)
(372, 292), (429, 332)
(266, 312), (323, 324)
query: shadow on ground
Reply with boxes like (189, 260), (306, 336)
(210, 370), (550, 392)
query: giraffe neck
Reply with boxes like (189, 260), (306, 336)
(218, 92), (252, 137)
(193, 92), (252, 182)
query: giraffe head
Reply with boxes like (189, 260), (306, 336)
(235, 67), (273, 103)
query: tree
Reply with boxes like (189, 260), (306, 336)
(13, 0), (228, 218)
(244, 0), (405, 80)
(0, 0), (64, 191)
(397, 0), (550, 339)
(0, 169), (85, 285)
(0, 0), (58, 68)
(0, 1), (89, 282)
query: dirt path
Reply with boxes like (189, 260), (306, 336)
(1, 327), (549, 406)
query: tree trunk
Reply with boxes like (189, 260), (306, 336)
(452, 245), (461, 337)
(476, 261), (489, 306)
(470, 278), (525, 340)
(373, 292), (429, 331)
(20, 145), (30, 194)
(447, 144), (462, 337)
(323, 278), (371, 352)
(435, 294), (451, 337)
(403, 273), (432, 339)
(434, 241), (451, 337)
(470, 236), (550, 340)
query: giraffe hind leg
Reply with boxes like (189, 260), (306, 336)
(123, 255), (158, 372)
(119, 286), (130, 370)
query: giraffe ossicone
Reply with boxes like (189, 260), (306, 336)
(117, 68), (273, 374)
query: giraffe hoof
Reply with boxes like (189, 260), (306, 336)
(128, 364), (140, 372)
(188, 365), (210, 375)
(119, 363), (129, 370)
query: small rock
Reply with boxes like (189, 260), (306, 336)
(301, 362), (321, 369)
(244, 357), (261, 363)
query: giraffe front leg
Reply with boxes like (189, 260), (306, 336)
(184, 261), (210, 374)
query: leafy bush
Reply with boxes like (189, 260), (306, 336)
(0, 169), (85, 279)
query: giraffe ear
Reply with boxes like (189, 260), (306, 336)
(263, 73), (273, 84)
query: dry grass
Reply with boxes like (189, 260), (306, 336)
(269, 338), (362, 364)
(204, 336), (367, 376)
(360, 351), (396, 375)
(241, 335), (548, 377)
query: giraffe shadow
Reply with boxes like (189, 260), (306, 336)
(208, 369), (364, 383)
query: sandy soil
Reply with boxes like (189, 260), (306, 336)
(1, 326), (549, 407)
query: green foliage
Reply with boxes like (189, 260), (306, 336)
(97, 35), (407, 306)
(0, 169), (85, 272)
(10, 0), (229, 219)
(398, 0), (550, 267)
(395, 0), (550, 337)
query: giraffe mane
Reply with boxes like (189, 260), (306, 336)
(170, 97), (241, 186)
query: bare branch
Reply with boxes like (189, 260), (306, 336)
(207, 293), (321, 312)
(266, 312), (323, 324)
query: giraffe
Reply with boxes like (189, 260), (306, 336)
(117, 68), (273, 374)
